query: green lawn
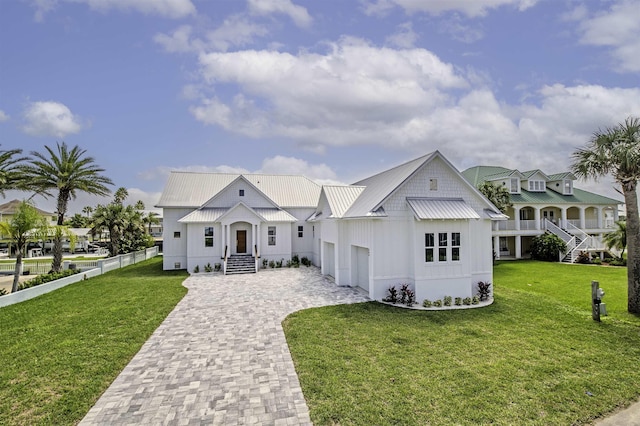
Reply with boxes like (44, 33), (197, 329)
(283, 261), (639, 426)
(0, 257), (187, 425)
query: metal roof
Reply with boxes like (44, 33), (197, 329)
(407, 198), (481, 220)
(253, 208), (297, 222)
(323, 185), (365, 218)
(157, 172), (321, 208)
(178, 207), (296, 223)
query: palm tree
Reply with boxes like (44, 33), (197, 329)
(0, 201), (47, 293)
(20, 142), (113, 272)
(0, 148), (29, 196)
(603, 220), (627, 259)
(82, 205), (93, 218)
(571, 116), (640, 313)
(144, 211), (161, 235)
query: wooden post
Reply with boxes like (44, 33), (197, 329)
(592, 280), (600, 322)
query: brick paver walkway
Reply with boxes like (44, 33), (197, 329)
(80, 267), (369, 425)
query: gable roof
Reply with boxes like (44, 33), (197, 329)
(200, 175), (280, 210)
(156, 172), (321, 208)
(0, 199), (55, 217)
(321, 185), (365, 218)
(407, 198), (481, 220)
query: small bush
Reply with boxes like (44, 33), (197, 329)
(193, 265), (200, 273)
(592, 257), (602, 265)
(433, 299), (443, 307)
(399, 284), (410, 305)
(262, 258), (268, 268)
(609, 258), (627, 266)
(18, 269), (82, 291)
(463, 297), (472, 306)
(269, 260), (276, 269)
(214, 263), (221, 272)
(472, 296), (480, 305)
(477, 281), (492, 301)
(530, 232), (567, 262)
(405, 289), (416, 306)
(454, 297), (462, 306)
(422, 299), (432, 308)
(301, 256), (311, 266)
(292, 254), (300, 264)
(575, 251), (592, 264)
(276, 259), (284, 268)
(384, 286), (398, 303)
(204, 263), (213, 273)
(443, 296), (452, 306)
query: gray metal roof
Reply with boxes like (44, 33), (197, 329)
(156, 172), (321, 208)
(254, 208), (297, 222)
(322, 185), (365, 218)
(178, 207), (296, 223)
(343, 152), (437, 218)
(407, 198), (481, 220)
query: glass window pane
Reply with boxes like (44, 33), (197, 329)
(439, 233), (447, 246)
(425, 248), (434, 262)
(425, 233), (434, 247)
(452, 232), (460, 246)
(452, 247), (460, 261)
(439, 247), (447, 261)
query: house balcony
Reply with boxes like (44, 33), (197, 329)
(494, 218), (615, 234)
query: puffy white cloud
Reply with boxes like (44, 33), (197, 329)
(0, 110), (9, 122)
(247, 0), (312, 28)
(576, 0), (640, 72)
(31, 0), (196, 21)
(22, 101), (83, 138)
(154, 25), (203, 54)
(260, 156), (338, 182)
(362, 0), (537, 18)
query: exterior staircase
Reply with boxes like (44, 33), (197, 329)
(225, 255), (256, 274)
(543, 219), (609, 263)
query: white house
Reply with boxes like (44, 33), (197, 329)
(157, 151), (505, 301)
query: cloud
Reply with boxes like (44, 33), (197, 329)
(362, 0), (537, 18)
(0, 110), (9, 122)
(385, 22), (418, 48)
(260, 156), (338, 182)
(575, 0), (640, 72)
(439, 14), (484, 43)
(22, 101), (83, 138)
(247, 0), (312, 28)
(31, 0), (196, 21)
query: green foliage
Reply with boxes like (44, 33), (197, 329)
(463, 297), (472, 305)
(454, 297), (462, 306)
(472, 296), (480, 305)
(193, 265), (199, 273)
(0, 288), (7, 296)
(443, 295), (452, 306)
(214, 263), (221, 272)
(204, 263), (213, 273)
(92, 190), (148, 257)
(262, 258), (268, 268)
(603, 220), (627, 259)
(422, 299), (432, 307)
(477, 181), (512, 213)
(530, 232), (567, 261)
(269, 260), (275, 268)
(18, 269), (82, 291)
(432, 299), (442, 307)
(301, 256), (311, 267)
(384, 286), (398, 303)
(0, 147), (29, 195)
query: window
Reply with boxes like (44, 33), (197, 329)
(239, 189), (245, 196)
(298, 225), (303, 238)
(429, 178), (438, 191)
(439, 233), (447, 261)
(425, 233), (434, 262)
(174, 262), (181, 269)
(173, 231), (181, 238)
(510, 178), (519, 194)
(528, 180), (545, 192)
(564, 179), (573, 195)
(204, 227), (214, 247)
(268, 226), (276, 245)
(451, 232), (460, 261)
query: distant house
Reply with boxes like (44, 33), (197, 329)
(462, 166), (622, 262)
(0, 199), (57, 226)
(157, 151), (504, 301)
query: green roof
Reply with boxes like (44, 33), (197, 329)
(462, 166), (621, 206)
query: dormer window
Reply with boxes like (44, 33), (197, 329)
(239, 189), (245, 196)
(563, 179), (573, 195)
(510, 178), (520, 194)
(528, 180), (545, 192)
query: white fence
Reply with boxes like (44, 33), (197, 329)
(0, 247), (159, 308)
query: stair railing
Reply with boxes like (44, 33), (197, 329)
(223, 245), (228, 275)
(254, 244), (259, 273)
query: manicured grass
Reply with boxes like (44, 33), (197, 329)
(284, 261), (639, 425)
(0, 257), (188, 425)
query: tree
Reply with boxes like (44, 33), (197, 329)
(0, 201), (47, 293)
(571, 116), (640, 313)
(66, 213), (89, 228)
(530, 232), (567, 262)
(144, 211), (160, 235)
(20, 142), (113, 272)
(603, 220), (627, 260)
(82, 205), (93, 217)
(0, 148), (29, 196)
(478, 181), (512, 214)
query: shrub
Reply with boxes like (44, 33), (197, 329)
(530, 232), (567, 262)
(276, 259), (284, 268)
(592, 257), (602, 265)
(443, 296), (452, 306)
(477, 281), (492, 301)
(0, 288), (7, 296)
(463, 297), (472, 306)
(575, 251), (592, 264)
(610, 258), (627, 266)
(422, 299), (432, 308)
(472, 296), (480, 305)
(399, 284), (410, 305)
(18, 269), (82, 291)
(433, 299), (442, 307)
(405, 289), (416, 306)
(292, 254), (300, 264)
(214, 263), (221, 272)
(204, 263), (213, 273)
(301, 256), (311, 266)
(269, 260), (276, 269)
(454, 297), (462, 306)
(262, 258), (268, 268)
(193, 265), (200, 273)
(384, 286), (398, 303)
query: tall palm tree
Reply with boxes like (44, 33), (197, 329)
(0, 147), (29, 196)
(82, 205), (93, 217)
(603, 220), (627, 259)
(20, 142), (113, 271)
(144, 211), (160, 235)
(571, 116), (640, 313)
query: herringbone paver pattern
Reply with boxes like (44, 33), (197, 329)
(80, 267), (369, 425)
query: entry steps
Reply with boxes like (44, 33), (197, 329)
(226, 255), (256, 274)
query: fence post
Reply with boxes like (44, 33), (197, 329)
(592, 280), (600, 322)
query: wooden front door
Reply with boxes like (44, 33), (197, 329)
(237, 230), (247, 254)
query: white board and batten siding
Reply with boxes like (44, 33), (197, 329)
(163, 208), (192, 270)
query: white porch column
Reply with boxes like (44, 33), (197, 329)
(514, 206), (521, 231)
(515, 236), (522, 259)
(597, 207), (603, 229)
(579, 207), (586, 229)
(493, 237), (501, 260)
(534, 208), (541, 230)
(560, 207), (567, 229)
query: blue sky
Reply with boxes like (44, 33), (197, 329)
(1, 0), (639, 214)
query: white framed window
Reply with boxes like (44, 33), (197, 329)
(204, 227), (214, 247)
(510, 178), (520, 194)
(298, 225), (303, 238)
(528, 180), (545, 192)
(425, 233), (434, 262)
(173, 231), (181, 238)
(425, 232), (461, 263)
(564, 179), (573, 195)
(429, 178), (438, 191)
(451, 232), (460, 261)
(268, 226), (276, 245)
(239, 189), (244, 196)
(438, 232), (447, 261)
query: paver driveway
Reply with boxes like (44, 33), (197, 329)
(80, 267), (369, 425)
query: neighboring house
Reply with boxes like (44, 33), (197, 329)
(462, 166), (622, 262)
(158, 151), (504, 301)
(0, 199), (57, 226)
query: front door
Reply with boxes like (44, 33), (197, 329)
(237, 230), (247, 254)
